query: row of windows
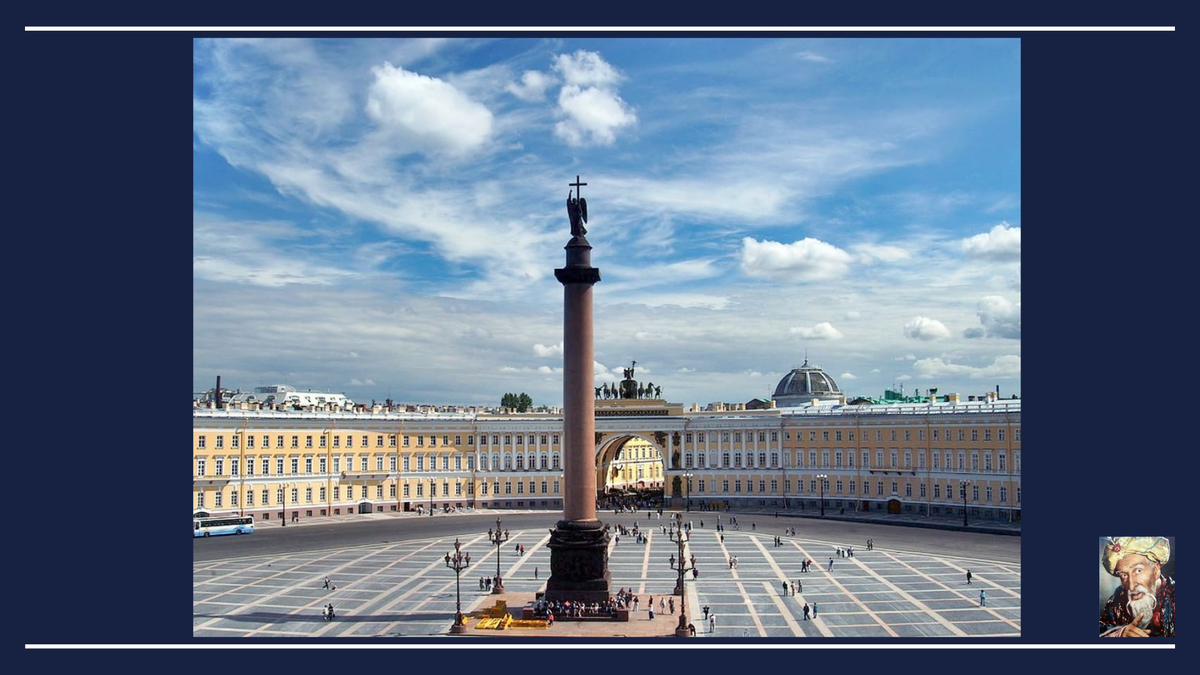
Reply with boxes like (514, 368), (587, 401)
(197, 454), (399, 477)
(681, 477), (1020, 503)
(196, 450), (583, 477)
(196, 482), (396, 508)
(197, 434), (399, 450)
(197, 426), (1021, 450)
(681, 427), (1021, 444)
(680, 449), (1020, 472)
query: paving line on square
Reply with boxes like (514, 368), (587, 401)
(878, 551), (1019, 632)
(759, 581), (806, 636)
(336, 533), (495, 637)
(193, 540), (431, 635)
(269, 542), (463, 637)
(790, 539), (894, 637)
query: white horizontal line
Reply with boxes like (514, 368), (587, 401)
(24, 26), (1177, 32)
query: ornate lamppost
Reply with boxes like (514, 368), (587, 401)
(683, 471), (693, 512)
(445, 537), (471, 634)
(278, 482), (293, 526)
(667, 512), (693, 637)
(960, 479), (971, 527)
(488, 518), (510, 594)
(816, 474), (828, 516)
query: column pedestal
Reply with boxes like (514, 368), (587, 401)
(544, 520), (611, 602)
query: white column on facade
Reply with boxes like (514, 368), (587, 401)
(665, 431), (674, 470)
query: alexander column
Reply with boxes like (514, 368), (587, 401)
(546, 175), (611, 602)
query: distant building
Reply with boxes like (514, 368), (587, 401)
(194, 384), (1020, 522)
(772, 359), (843, 407)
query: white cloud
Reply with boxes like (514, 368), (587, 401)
(506, 70), (556, 102)
(912, 355), (1021, 379)
(537, 365), (564, 374)
(551, 51), (636, 146)
(740, 237), (854, 282)
(554, 50), (622, 87)
(349, 378), (376, 386)
(904, 316), (951, 341)
(533, 342), (564, 357)
(852, 243), (911, 264)
(192, 212), (361, 287)
(677, 367), (696, 373)
(845, 310), (862, 320)
(961, 222), (1020, 261)
(963, 296), (1021, 339)
(634, 331), (676, 342)
(870, 368), (881, 374)
(840, 372), (857, 380)
(796, 50), (831, 63)
(365, 62), (493, 156)
(555, 85), (637, 146)
(789, 322), (844, 340)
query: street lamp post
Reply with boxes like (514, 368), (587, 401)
(445, 537), (471, 634)
(817, 474), (828, 517)
(960, 480), (971, 527)
(668, 512), (694, 637)
(487, 518), (510, 594)
(278, 482), (293, 526)
(684, 472), (693, 512)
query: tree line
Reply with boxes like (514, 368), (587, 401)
(500, 392), (533, 412)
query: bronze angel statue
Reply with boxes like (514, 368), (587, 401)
(567, 192), (588, 237)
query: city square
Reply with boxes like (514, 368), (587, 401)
(193, 511), (1019, 638)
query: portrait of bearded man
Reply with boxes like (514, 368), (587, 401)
(1099, 536), (1175, 637)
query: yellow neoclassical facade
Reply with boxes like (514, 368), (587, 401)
(193, 395), (1020, 523)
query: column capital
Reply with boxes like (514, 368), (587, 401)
(555, 267), (601, 285)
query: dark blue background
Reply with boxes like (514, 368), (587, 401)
(17, 6), (1183, 666)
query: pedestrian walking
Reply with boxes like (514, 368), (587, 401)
(323, 576), (331, 589)
(710, 614), (716, 633)
(828, 558), (834, 572)
(669, 598), (675, 614)
(534, 566), (539, 579)
(967, 570), (973, 584)
(649, 605), (655, 620)
(782, 581), (788, 594)
(634, 596), (640, 612)
(980, 590), (986, 606)
(802, 603), (810, 620)
(790, 582), (795, 596)
(703, 604), (710, 620)
(660, 597), (666, 613)
(812, 602), (818, 617)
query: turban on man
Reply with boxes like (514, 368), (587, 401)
(1101, 537), (1170, 575)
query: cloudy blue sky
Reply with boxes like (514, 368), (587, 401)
(193, 37), (1020, 407)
